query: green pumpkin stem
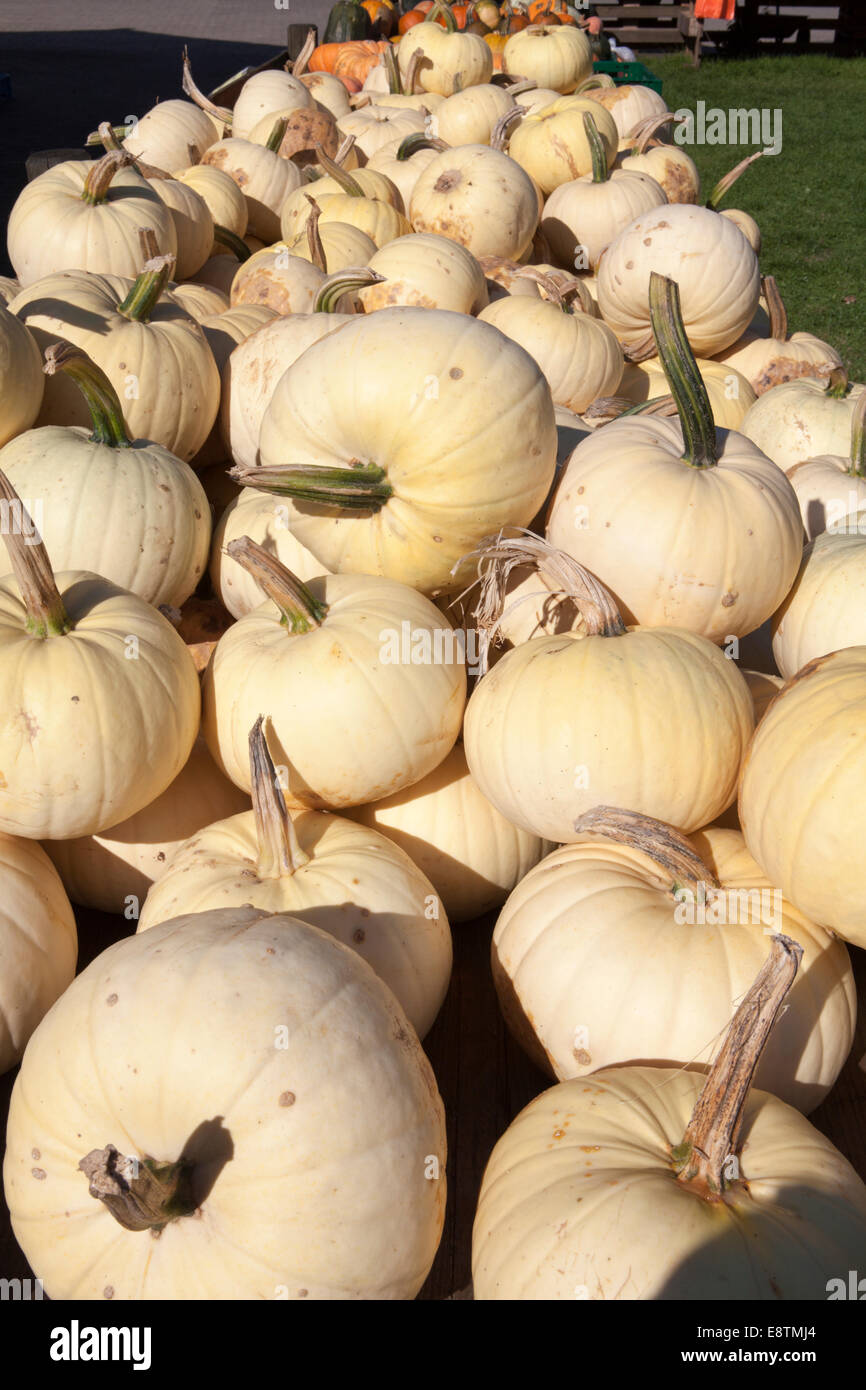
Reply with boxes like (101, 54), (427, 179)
(826, 366), (851, 399)
(81, 149), (136, 205)
(43, 343), (132, 449)
(383, 40), (403, 95)
(79, 1144), (196, 1232)
(116, 254), (176, 322)
(212, 224), (252, 262)
(229, 462), (393, 512)
(648, 271), (717, 469)
(762, 276), (788, 342)
(673, 935), (802, 1201)
(249, 715), (311, 878)
(396, 131), (449, 160)
(313, 267), (385, 313)
(314, 144), (365, 196)
(583, 111), (609, 184)
(427, 0), (457, 31)
(224, 536), (329, 631)
(0, 469), (72, 638)
(849, 392), (866, 477)
(266, 116), (290, 153)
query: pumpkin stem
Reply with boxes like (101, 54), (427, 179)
(334, 134), (357, 167)
(762, 275), (788, 342)
(314, 144), (365, 196)
(583, 110), (609, 184)
(138, 226), (162, 264)
(79, 1144), (197, 1232)
(265, 116), (290, 154)
(116, 254), (176, 322)
(383, 40), (403, 95)
(826, 366), (851, 399)
(249, 715), (311, 877)
(43, 343), (133, 449)
(572, 806), (720, 900)
(627, 112), (681, 154)
(673, 935), (803, 1201)
(212, 224), (252, 262)
(292, 28), (317, 79)
(574, 72), (615, 92)
(648, 272), (717, 469)
(848, 391), (866, 478)
(182, 46), (234, 129)
(0, 469), (72, 638)
(491, 106), (522, 152)
(230, 461), (393, 512)
(225, 537), (329, 632)
(706, 149), (763, 211)
(516, 266), (584, 312)
(81, 148), (135, 205)
(404, 50), (425, 97)
(313, 267), (385, 313)
(396, 132), (450, 160)
(304, 196), (327, 270)
(456, 529), (625, 672)
(427, 0), (457, 30)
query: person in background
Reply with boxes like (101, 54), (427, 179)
(575, 5), (635, 63)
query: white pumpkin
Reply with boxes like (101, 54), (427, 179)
(201, 135), (303, 242)
(124, 99), (218, 172)
(714, 277), (842, 394)
(358, 232), (488, 314)
(137, 717), (452, 1039)
(506, 96), (619, 197)
(785, 392), (866, 539)
(772, 530), (866, 678)
(148, 177), (213, 280)
(0, 834), (77, 1074)
(229, 246), (325, 316)
(231, 70), (312, 141)
(367, 137), (440, 217)
(173, 163), (249, 255)
(431, 85), (516, 147)
(0, 302), (43, 448)
(337, 107), (427, 165)
(4, 904), (447, 1299)
(409, 145), (540, 263)
(210, 487), (331, 620)
(398, 10), (493, 97)
(742, 373), (866, 471)
(502, 26), (592, 94)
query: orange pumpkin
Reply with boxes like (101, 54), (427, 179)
(308, 42), (346, 73)
(333, 39), (389, 84)
(528, 0), (574, 21)
(398, 8), (427, 33)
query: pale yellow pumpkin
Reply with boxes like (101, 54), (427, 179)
(772, 531), (866, 678)
(169, 280), (230, 322)
(507, 97), (618, 196)
(618, 355), (757, 429)
(512, 87), (561, 115)
(194, 303), (279, 467)
(0, 277), (20, 305)
(785, 393), (866, 539)
(43, 738), (249, 915)
(502, 26), (592, 95)
(148, 176), (213, 279)
(4, 904), (447, 1299)
(586, 82), (670, 141)
(0, 834), (77, 1074)
(0, 346), (211, 609)
(431, 85), (516, 147)
(617, 131), (700, 205)
(301, 70), (353, 119)
(231, 70), (312, 141)
(492, 809), (853, 1113)
(202, 552), (465, 808)
(245, 307), (556, 594)
(7, 153), (177, 288)
(201, 136), (303, 242)
(137, 718), (452, 1038)
(210, 487), (331, 620)
(0, 302), (43, 448)
(398, 13), (493, 97)
(173, 163), (249, 256)
(348, 740), (552, 923)
(367, 138), (440, 218)
(597, 204), (760, 358)
(739, 646), (866, 948)
(9, 262), (220, 464)
(286, 220), (377, 273)
(358, 232), (488, 314)
(229, 246), (326, 316)
(124, 99), (218, 172)
(478, 290), (623, 413)
(337, 107), (427, 165)
(715, 277), (842, 395)
(473, 942), (866, 1300)
(0, 474), (200, 840)
(462, 552), (754, 841)
(409, 145), (539, 262)
(742, 374), (866, 471)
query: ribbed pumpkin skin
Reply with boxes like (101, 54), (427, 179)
(508, 97), (619, 197)
(742, 379), (866, 471)
(123, 99), (219, 172)
(478, 295), (623, 413)
(210, 488), (330, 620)
(9, 272), (220, 464)
(472, 1066), (866, 1300)
(325, 0), (373, 43)
(617, 356), (756, 429)
(739, 646), (866, 948)
(0, 426), (211, 609)
(173, 165), (249, 256)
(0, 835), (77, 1075)
(0, 572), (200, 840)
(409, 147), (539, 262)
(545, 413), (803, 643)
(492, 826), (854, 1114)
(200, 139), (303, 242)
(502, 26), (592, 93)
(464, 626), (754, 841)
(136, 809), (452, 1039)
(772, 532), (866, 679)
(4, 906), (447, 1300)
(202, 572), (466, 808)
(347, 742), (554, 922)
(7, 162), (177, 288)
(43, 739), (250, 915)
(542, 169), (666, 273)
(230, 70), (312, 142)
(597, 205), (760, 357)
(786, 453), (866, 540)
(0, 303), (43, 448)
(256, 308), (556, 594)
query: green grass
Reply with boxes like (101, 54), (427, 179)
(634, 54), (866, 378)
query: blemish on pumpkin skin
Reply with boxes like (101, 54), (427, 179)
(106, 993), (118, 1006)
(279, 1091), (296, 1107)
(31, 1168), (46, 1180)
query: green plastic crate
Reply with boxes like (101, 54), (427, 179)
(591, 60), (663, 94)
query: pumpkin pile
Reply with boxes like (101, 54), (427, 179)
(1, 8), (864, 1302)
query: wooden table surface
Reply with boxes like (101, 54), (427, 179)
(3, 901), (866, 1301)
